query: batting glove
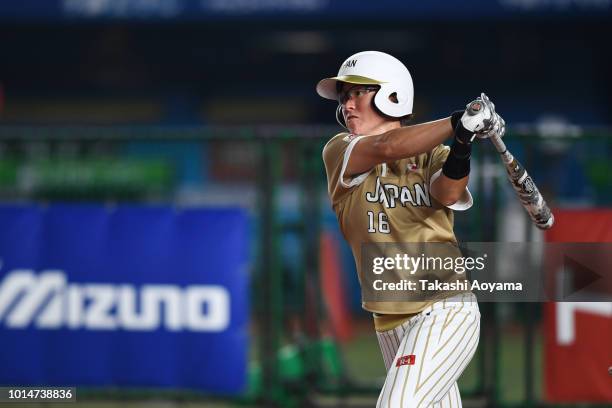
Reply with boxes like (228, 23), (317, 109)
(477, 111), (506, 139)
(461, 93), (496, 134)
(474, 93), (505, 139)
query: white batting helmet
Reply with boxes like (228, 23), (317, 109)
(316, 50), (414, 118)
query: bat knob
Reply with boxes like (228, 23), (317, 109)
(467, 101), (483, 115)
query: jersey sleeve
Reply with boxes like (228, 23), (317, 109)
(322, 133), (372, 207)
(428, 144), (473, 211)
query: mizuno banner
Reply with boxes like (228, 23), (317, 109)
(0, 204), (249, 393)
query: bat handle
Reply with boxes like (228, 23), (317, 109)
(489, 133), (507, 153)
(488, 131), (513, 165)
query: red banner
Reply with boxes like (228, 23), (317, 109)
(544, 209), (612, 402)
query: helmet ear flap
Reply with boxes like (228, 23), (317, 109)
(336, 105), (348, 130)
(373, 84), (412, 118)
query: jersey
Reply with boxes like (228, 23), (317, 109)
(322, 132), (473, 316)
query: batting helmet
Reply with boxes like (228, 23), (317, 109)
(316, 51), (414, 118)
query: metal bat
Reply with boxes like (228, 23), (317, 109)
(468, 100), (554, 229)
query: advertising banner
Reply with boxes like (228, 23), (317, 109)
(544, 209), (612, 402)
(0, 204), (249, 394)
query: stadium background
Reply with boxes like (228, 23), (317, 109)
(0, 1), (611, 407)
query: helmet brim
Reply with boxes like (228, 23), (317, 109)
(316, 75), (386, 100)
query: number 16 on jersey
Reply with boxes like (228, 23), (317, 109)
(367, 211), (390, 234)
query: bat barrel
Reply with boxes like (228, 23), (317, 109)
(488, 130), (555, 230)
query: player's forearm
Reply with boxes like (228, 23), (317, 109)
(431, 174), (469, 206)
(375, 117), (453, 161)
(433, 119), (473, 206)
(345, 117), (454, 177)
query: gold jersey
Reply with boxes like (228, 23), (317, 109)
(322, 132), (473, 316)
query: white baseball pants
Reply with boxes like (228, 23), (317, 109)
(376, 292), (480, 408)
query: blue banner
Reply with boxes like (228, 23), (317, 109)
(0, 204), (249, 394)
(1, 0), (609, 21)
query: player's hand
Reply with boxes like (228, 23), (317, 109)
(451, 93), (496, 144)
(460, 93), (496, 134)
(477, 111), (505, 139)
(473, 93), (505, 139)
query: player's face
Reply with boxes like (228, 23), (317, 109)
(339, 83), (389, 135)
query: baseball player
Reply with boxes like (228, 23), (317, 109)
(317, 51), (503, 407)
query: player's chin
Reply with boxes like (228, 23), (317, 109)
(346, 119), (360, 134)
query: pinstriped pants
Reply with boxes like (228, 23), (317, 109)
(375, 293), (480, 408)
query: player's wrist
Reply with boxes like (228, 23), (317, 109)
(450, 110), (463, 130)
(450, 110), (475, 145)
(454, 122), (475, 145)
(442, 139), (471, 179)
(450, 137), (471, 158)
